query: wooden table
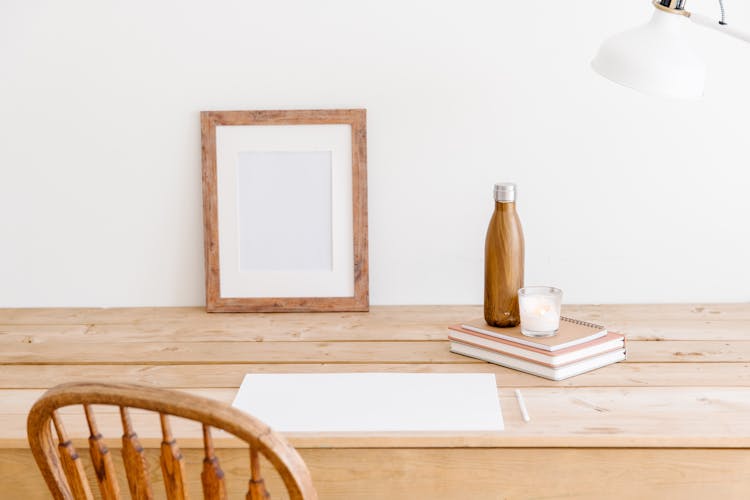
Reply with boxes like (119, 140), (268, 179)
(1, 305), (749, 499)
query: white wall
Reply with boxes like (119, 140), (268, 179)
(1, 0), (749, 307)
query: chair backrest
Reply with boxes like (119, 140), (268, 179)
(27, 382), (318, 500)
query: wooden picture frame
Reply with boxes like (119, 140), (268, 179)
(201, 109), (368, 312)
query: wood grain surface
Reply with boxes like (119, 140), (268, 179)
(2, 305), (749, 499)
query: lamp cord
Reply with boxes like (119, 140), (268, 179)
(718, 0), (727, 25)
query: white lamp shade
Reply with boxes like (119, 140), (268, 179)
(592, 9), (706, 99)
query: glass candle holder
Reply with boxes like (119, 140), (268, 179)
(518, 286), (563, 338)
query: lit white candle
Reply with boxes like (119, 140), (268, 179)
(518, 287), (562, 337)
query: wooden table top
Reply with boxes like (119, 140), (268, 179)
(1, 304), (749, 450)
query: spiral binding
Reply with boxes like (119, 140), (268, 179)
(560, 316), (605, 330)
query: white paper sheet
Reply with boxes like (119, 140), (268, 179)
(236, 151), (333, 272)
(216, 124), (354, 298)
(231, 373), (504, 433)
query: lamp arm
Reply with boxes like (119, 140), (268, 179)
(690, 12), (750, 43)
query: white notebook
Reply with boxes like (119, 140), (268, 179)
(232, 373), (504, 433)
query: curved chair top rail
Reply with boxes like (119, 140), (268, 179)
(27, 381), (317, 500)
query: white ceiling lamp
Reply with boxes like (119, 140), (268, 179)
(592, 0), (750, 98)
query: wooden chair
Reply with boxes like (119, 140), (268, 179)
(27, 382), (318, 500)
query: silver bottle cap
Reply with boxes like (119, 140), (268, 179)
(494, 183), (516, 202)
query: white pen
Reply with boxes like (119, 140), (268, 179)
(515, 389), (531, 422)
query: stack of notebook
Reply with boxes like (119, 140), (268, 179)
(449, 317), (626, 381)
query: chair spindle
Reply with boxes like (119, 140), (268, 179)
(51, 412), (94, 500)
(120, 406), (154, 500)
(84, 404), (121, 500)
(201, 425), (227, 500)
(160, 413), (189, 500)
(247, 447), (270, 500)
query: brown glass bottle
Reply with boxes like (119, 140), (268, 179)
(484, 183), (525, 327)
